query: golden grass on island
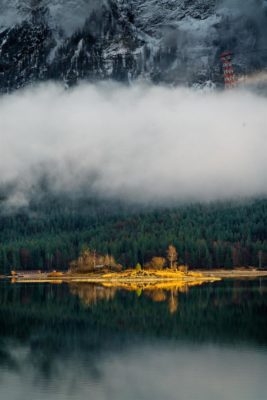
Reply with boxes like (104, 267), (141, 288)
(102, 268), (205, 280)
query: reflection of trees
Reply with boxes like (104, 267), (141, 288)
(70, 284), (117, 306)
(168, 290), (179, 314)
(70, 282), (183, 314)
(1, 278), (267, 372)
(0, 278), (266, 385)
(69, 281), (193, 313)
(145, 288), (180, 314)
(149, 290), (167, 302)
(69, 282), (187, 314)
(55, 277), (267, 317)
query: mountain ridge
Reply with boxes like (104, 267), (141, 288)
(0, 0), (267, 92)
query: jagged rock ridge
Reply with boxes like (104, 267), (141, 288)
(0, 0), (267, 92)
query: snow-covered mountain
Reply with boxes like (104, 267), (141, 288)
(0, 0), (267, 92)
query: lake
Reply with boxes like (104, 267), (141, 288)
(0, 279), (266, 400)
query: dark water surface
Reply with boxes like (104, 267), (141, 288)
(0, 279), (266, 400)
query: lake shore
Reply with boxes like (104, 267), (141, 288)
(199, 269), (267, 279)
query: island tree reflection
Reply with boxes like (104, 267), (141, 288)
(70, 282), (183, 314)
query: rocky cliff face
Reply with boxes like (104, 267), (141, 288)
(0, 0), (267, 92)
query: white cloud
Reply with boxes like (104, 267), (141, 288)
(0, 82), (266, 208)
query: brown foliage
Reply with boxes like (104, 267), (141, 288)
(151, 257), (166, 269)
(69, 248), (119, 273)
(144, 257), (166, 270)
(178, 265), (189, 274)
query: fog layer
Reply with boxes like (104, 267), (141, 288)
(0, 83), (266, 208)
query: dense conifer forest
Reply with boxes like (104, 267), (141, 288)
(0, 198), (266, 274)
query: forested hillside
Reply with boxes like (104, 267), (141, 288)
(0, 198), (266, 273)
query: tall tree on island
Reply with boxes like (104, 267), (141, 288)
(167, 245), (178, 269)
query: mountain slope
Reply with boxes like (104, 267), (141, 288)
(0, 0), (267, 92)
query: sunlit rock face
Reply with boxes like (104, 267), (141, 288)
(0, 0), (267, 91)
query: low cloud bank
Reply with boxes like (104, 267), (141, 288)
(0, 82), (266, 209)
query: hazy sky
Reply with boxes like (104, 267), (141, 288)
(0, 82), (266, 209)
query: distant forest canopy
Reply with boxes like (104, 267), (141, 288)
(0, 197), (266, 274)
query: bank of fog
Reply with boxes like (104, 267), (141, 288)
(0, 83), (266, 209)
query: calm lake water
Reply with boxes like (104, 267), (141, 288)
(0, 279), (266, 400)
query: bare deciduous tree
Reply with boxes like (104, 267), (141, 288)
(167, 245), (178, 269)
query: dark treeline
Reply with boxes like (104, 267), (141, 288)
(0, 198), (266, 273)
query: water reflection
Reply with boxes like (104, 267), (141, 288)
(0, 341), (266, 400)
(70, 284), (117, 307)
(69, 280), (208, 314)
(0, 279), (266, 400)
(69, 283), (182, 314)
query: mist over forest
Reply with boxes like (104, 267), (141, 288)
(0, 83), (266, 212)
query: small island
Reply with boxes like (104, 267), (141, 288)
(7, 244), (267, 287)
(7, 245), (220, 285)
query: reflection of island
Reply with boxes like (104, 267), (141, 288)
(69, 279), (210, 314)
(145, 289), (179, 313)
(70, 284), (116, 307)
